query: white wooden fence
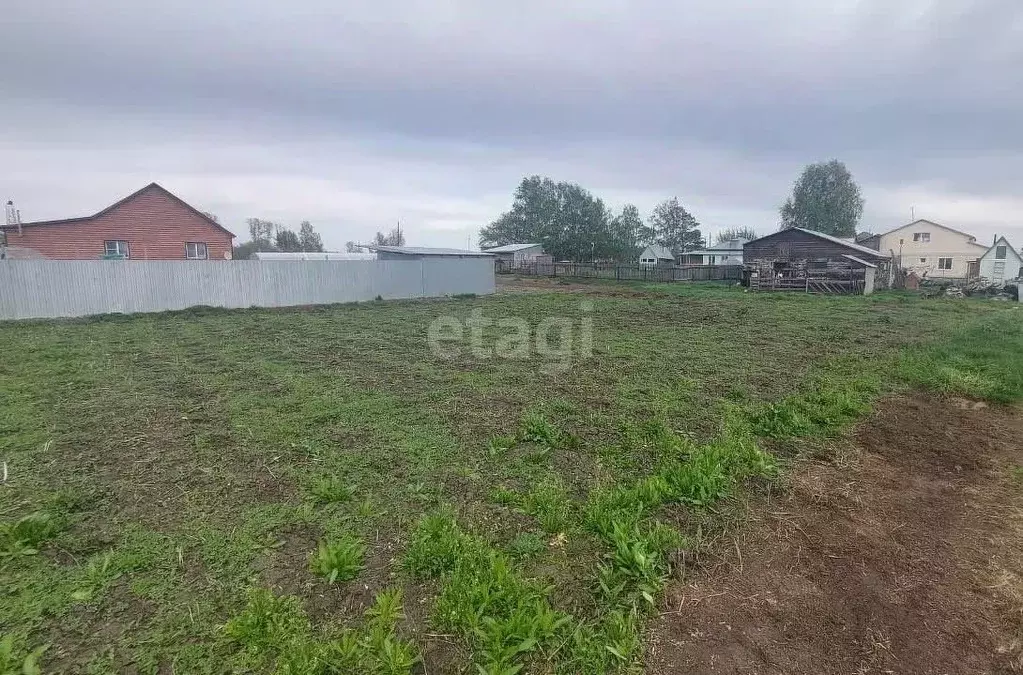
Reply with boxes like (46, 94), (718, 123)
(0, 259), (496, 320)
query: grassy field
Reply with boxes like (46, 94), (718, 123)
(1, 282), (1020, 673)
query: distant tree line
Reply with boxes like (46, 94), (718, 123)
(479, 176), (716, 262)
(233, 219), (325, 259)
(345, 227), (406, 252)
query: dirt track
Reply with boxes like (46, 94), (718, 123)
(647, 395), (1023, 674)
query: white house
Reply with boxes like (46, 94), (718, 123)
(639, 244), (676, 266)
(482, 243), (545, 267)
(978, 236), (1022, 285)
(678, 238), (748, 266)
(864, 219), (988, 279)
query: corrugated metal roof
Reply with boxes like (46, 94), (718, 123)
(366, 245), (494, 257)
(483, 243), (543, 253)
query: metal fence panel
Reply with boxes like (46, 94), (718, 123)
(0, 259), (496, 320)
(495, 260), (742, 282)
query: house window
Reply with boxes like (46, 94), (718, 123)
(104, 240), (129, 258)
(938, 257), (953, 270)
(913, 232), (930, 242)
(919, 258), (927, 263)
(995, 245), (1007, 260)
(185, 242), (209, 260)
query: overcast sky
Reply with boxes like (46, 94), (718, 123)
(2, 0), (1021, 250)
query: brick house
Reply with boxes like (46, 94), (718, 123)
(1, 183), (235, 260)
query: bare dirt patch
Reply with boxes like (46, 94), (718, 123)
(647, 395), (1023, 674)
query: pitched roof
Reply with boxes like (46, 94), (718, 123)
(874, 218), (980, 243)
(482, 243), (543, 253)
(2, 183), (236, 238)
(686, 238), (749, 255)
(642, 244), (676, 259)
(981, 236), (1023, 262)
(365, 245), (494, 257)
(746, 228), (889, 259)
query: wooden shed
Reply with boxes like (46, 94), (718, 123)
(743, 228), (890, 295)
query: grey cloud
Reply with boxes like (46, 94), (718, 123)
(2, 0), (1022, 247)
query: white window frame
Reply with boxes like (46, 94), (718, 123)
(185, 242), (209, 260)
(919, 257), (927, 263)
(995, 245), (1007, 260)
(913, 232), (931, 242)
(104, 240), (129, 258)
(937, 257), (953, 270)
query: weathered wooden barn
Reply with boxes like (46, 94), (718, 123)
(743, 228), (891, 295)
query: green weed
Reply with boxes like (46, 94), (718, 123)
(70, 552), (124, 602)
(406, 513), (570, 673)
(224, 588), (309, 655)
(561, 609), (642, 672)
(486, 435), (517, 458)
(506, 532), (546, 559)
(310, 534), (366, 584)
(518, 411), (561, 447)
(403, 511), (471, 577)
(490, 486), (520, 507)
(0, 513), (60, 557)
(224, 587), (418, 674)
(307, 475), (355, 504)
(522, 476), (574, 533)
(0, 633), (47, 675)
(749, 376), (878, 438)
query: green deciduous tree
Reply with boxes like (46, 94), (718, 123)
(235, 218), (325, 259)
(606, 204), (645, 262)
(648, 197), (705, 253)
(480, 176), (638, 262)
(247, 218), (277, 251)
(780, 160), (864, 237)
(298, 221), (324, 252)
(275, 226), (302, 252)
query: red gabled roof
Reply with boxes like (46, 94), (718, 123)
(2, 183), (236, 238)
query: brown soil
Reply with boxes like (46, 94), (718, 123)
(647, 395), (1023, 674)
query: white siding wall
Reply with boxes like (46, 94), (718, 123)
(978, 242), (1023, 283)
(877, 225), (986, 279)
(0, 259), (496, 320)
